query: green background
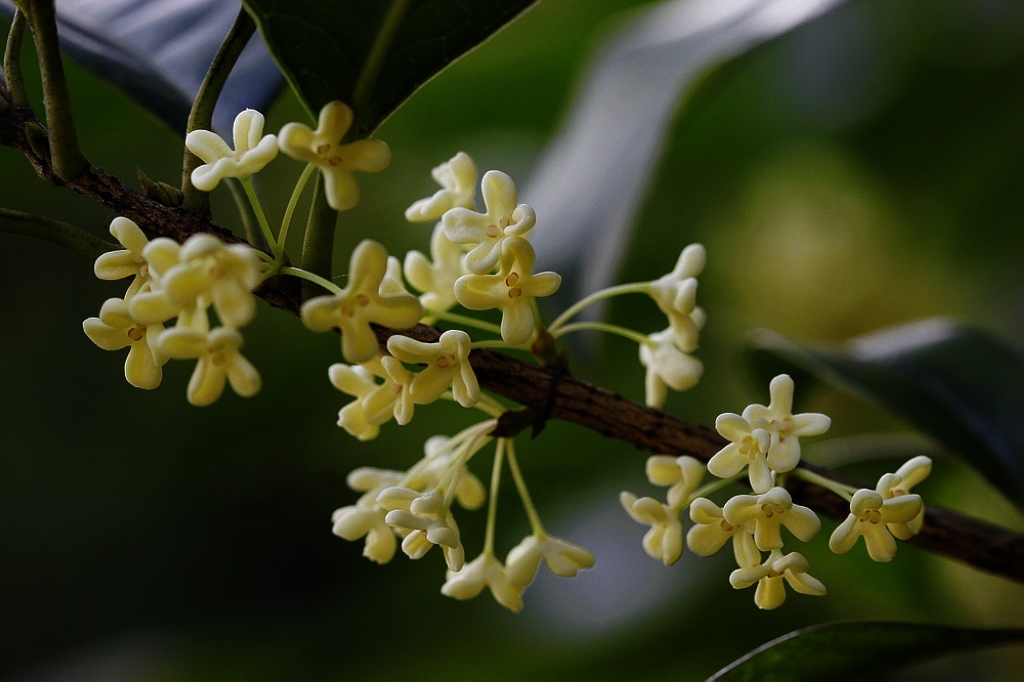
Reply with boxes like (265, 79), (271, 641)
(2, 0), (1024, 679)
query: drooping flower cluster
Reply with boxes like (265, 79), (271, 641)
(622, 373), (931, 610)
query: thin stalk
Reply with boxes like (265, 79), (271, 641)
(792, 468), (857, 502)
(27, 0), (86, 181)
(240, 177), (277, 255)
(548, 282), (650, 332)
(300, 177), (337, 302)
(551, 320), (651, 346)
(483, 438), (505, 555)
(277, 163), (316, 263)
(3, 9), (29, 106)
(506, 439), (544, 536)
(181, 7), (256, 211)
(427, 309), (502, 336)
(279, 265), (342, 296)
(1, 207), (115, 262)
(224, 177), (261, 247)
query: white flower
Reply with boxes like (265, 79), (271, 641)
(687, 497), (760, 568)
(328, 362), (385, 441)
(387, 329), (479, 407)
(301, 240), (423, 364)
(505, 533), (595, 588)
(829, 479), (923, 562)
(331, 505), (397, 564)
(441, 552), (523, 612)
(82, 297), (166, 389)
(157, 325), (261, 406)
(742, 374), (831, 473)
(186, 109), (278, 190)
(93, 217), (152, 299)
(722, 487), (820, 551)
(404, 223), (465, 315)
(639, 327), (703, 408)
(645, 454), (706, 508)
(648, 243), (705, 352)
(379, 488), (465, 572)
(278, 101), (391, 211)
(885, 456), (931, 538)
(454, 237), (560, 345)
(729, 550), (826, 610)
(405, 152), (477, 222)
(620, 491), (684, 566)
(442, 170), (535, 274)
(707, 414), (774, 493)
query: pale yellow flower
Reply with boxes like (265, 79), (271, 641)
(405, 152), (477, 222)
(186, 109), (278, 190)
(387, 329), (479, 407)
(442, 552), (523, 612)
(729, 550), (826, 610)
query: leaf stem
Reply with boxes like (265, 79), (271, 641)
(3, 9), (29, 107)
(27, 0), (86, 181)
(0, 207), (115, 262)
(181, 7), (256, 212)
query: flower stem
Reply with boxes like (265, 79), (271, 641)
(181, 7), (256, 212)
(3, 9), (29, 107)
(689, 473), (745, 504)
(483, 438), (506, 555)
(27, 0), (86, 181)
(551, 320), (651, 346)
(300, 177), (337, 302)
(241, 177), (278, 256)
(426, 309), (503, 336)
(548, 282), (651, 332)
(506, 439), (545, 536)
(279, 265), (342, 295)
(277, 163), (316, 263)
(792, 468), (857, 502)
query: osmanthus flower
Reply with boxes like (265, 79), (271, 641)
(442, 169), (536, 274)
(404, 223), (465, 314)
(722, 487), (820, 552)
(886, 456), (932, 538)
(441, 552), (523, 612)
(639, 327), (704, 408)
(405, 151), (477, 222)
(646, 454), (706, 508)
(378, 487), (465, 571)
(93, 217), (152, 299)
(278, 100), (391, 211)
(648, 243), (706, 352)
(729, 550), (826, 610)
(328, 362), (385, 441)
(387, 329), (480, 407)
(742, 374), (831, 474)
(157, 325), (261, 406)
(454, 237), (561, 345)
(301, 240), (423, 364)
(83, 297), (167, 389)
(687, 497), (760, 569)
(505, 532), (595, 588)
(829, 479), (923, 562)
(330, 466), (406, 564)
(185, 108), (278, 191)
(620, 492), (684, 566)
(707, 413), (774, 494)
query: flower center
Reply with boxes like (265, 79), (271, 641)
(486, 224), (501, 239)
(127, 325), (145, 342)
(860, 509), (882, 524)
(436, 353), (457, 369)
(315, 143), (343, 166)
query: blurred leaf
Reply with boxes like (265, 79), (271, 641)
(526, 0), (847, 298)
(240, 0), (537, 137)
(0, 0), (283, 135)
(709, 621), (1024, 681)
(747, 318), (1024, 507)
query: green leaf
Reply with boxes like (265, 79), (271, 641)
(709, 621), (1024, 682)
(241, 0), (537, 137)
(747, 318), (1024, 507)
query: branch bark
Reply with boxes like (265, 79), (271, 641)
(3, 99), (1023, 583)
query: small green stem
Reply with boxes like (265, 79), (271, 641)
(506, 439), (545, 536)
(3, 9), (29, 107)
(548, 282), (651, 332)
(241, 177), (277, 255)
(792, 468), (858, 502)
(277, 163), (316, 263)
(688, 473), (746, 504)
(279, 265), (342, 295)
(181, 7), (256, 212)
(426, 308), (503, 336)
(551, 320), (651, 346)
(470, 339), (527, 351)
(300, 177), (337, 302)
(0, 207), (115, 262)
(483, 438), (505, 555)
(28, 0), (86, 181)
(225, 177), (261, 247)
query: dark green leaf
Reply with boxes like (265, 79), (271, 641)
(710, 621), (1024, 682)
(241, 0), (537, 137)
(747, 319), (1024, 506)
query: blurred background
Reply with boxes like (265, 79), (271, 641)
(2, 0), (1024, 679)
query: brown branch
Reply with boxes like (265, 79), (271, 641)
(4, 100), (1023, 583)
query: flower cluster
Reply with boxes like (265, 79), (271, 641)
(84, 218), (265, 405)
(622, 373), (931, 609)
